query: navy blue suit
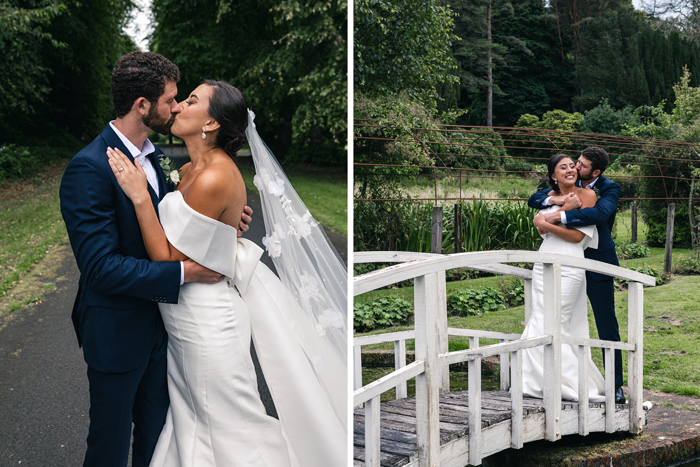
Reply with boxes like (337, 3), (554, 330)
(60, 124), (181, 467)
(528, 175), (623, 387)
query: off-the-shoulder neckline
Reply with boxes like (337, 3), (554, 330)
(168, 190), (238, 234)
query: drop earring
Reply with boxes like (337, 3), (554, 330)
(202, 130), (206, 139)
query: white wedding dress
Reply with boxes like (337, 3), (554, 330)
(521, 205), (606, 402)
(148, 190), (347, 467)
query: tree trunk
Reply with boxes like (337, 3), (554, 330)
(553, 0), (565, 61)
(487, 1), (493, 127)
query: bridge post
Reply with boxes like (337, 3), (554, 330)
(510, 349), (523, 449)
(542, 263), (562, 441)
(437, 270), (450, 393)
(577, 345), (589, 436)
(415, 273), (441, 467)
(354, 344), (362, 391)
(365, 396), (381, 467)
(394, 339), (408, 399)
(468, 352), (482, 465)
(628, 282), (645, 433)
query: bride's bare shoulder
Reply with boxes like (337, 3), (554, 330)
(577, 187), (597, 207)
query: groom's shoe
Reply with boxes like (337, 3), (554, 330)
(615, 386), (626, 404)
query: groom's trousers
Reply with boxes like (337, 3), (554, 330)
(83, 332), (169, 467)
(586, 274), (624, 388)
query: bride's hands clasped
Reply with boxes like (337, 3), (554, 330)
(106, 147), (150, 205)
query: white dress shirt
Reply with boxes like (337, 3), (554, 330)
(109, 121), (185, 284)
(109, 121), (159, 196)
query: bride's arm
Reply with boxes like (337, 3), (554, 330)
(533, 189), (597, 243)
(106, 147), (187, 262)
(534, 214), (585, 242)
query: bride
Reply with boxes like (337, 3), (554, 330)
(521, 153), (606, 402)
(106, 80), (346, 466)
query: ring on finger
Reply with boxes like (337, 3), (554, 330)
(118, 167), (124, 172)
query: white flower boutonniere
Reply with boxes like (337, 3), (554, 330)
(593, 186), (600, 198)
(159, 157), (181, 185)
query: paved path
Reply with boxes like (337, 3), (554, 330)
(0, 188), (346, 466)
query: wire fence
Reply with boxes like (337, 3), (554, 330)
(353, 122), (700, 204)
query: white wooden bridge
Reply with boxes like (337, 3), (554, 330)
(353, 251), (656, 467)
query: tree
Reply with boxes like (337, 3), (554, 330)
(152, 0), (346, 166)
(242, 0), (347, 165)
(490, 0), (575, 126)
(354, 0), (458, 108)
(0, 0), (136, 145)
(451, 0), (519, 125)
(0, 1), (66, 119)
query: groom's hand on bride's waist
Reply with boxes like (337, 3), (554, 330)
(238, 205), (253, 237)
(183, 259), (225, 284)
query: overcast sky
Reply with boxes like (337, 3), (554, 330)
(124, 0), (153, 51)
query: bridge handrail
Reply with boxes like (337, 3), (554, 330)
(354, 250), (655, 295)
(354, 250), (533, 280)
(354, 360), (426, 406)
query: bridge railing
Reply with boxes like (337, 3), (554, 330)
(353, 250), (655, 467)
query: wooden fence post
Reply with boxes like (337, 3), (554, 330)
(664, 203), (675, 274)
(454, 203), (462, 253)
(631, 201), (637, 244)
(432, 206), (443, 254)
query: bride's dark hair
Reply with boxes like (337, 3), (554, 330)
(546, 153), (574, 194)
(202, 79), (248, 157)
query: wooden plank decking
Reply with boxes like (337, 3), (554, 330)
(353, 390), (639, 467)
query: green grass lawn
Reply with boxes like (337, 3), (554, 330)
(0, 161), (70, 298)
(237, 159), (347, 235)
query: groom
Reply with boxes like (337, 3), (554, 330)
(60, 52), (251, 466)
(528, 146), (625, 404)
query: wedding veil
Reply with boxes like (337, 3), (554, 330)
(245, 109), (348, 427)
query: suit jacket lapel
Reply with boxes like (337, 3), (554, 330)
(147, 151), (167, 201)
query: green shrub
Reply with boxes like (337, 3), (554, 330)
(616, 242), (651, 260)
(642, 203), (692, 249)
(615, 265), (670, 290)
(353, 262), (383, 276)
(673, 255), (700, 275)
(445, 268), (483, 282)
(580, 98), (634, 136)
(353, 297), (413, 332)
(446, 287), (506, 316)
(0, 145), (41, 180)
(0, 144), (74, 181)
(498, 277), (526, 307)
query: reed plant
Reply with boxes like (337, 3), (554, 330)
(354, 199), (541, 253)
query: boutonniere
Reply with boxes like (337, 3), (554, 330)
(593, 186), (601, 198)
(159, 157), (181, 185)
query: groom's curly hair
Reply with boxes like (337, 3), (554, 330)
(581, 147), (609, 174)
(110, 52), (180, 118)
